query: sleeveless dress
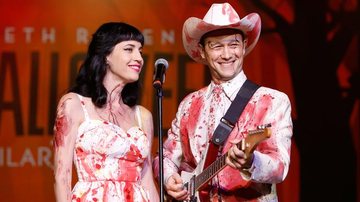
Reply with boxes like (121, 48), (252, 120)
(71, 95), (150, 202)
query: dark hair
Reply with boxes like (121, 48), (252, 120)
(69, 22), (144, 108)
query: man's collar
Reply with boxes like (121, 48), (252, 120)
(206, 70), (247, 100)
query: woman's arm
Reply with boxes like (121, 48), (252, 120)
(139, 106), (160, 202)
(142, 156), (160, 202)
(53, 93), (82, 202)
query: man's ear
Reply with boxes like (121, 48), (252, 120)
(243, 39), (248, 54)
(199, 43), (205, 59)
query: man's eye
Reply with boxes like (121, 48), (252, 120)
(230, 43), (240, 47)
(209, 44), (221, 49)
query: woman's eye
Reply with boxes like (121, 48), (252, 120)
(124, 48), (133, 52)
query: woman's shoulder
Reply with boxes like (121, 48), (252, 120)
(136, 105), (152, 120)
(58, 92), (82, 107)
(136, 105), (154, 136)
(56, 92), (84, 122)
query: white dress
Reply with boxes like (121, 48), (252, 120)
(71, 95), (150, 202)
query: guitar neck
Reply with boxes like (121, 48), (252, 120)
(194, 151), (227, 190)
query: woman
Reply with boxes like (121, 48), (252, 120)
(53, 22), (159, 202)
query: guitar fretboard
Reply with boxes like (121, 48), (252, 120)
(194, 153), (226, 190)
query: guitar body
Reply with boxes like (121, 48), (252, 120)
(180, 141), (219, 202)
(180, 142), (208, 202)
(180, 171), (200, 201)
(181, 167), (212, 202)
(178, 126), (271, 202)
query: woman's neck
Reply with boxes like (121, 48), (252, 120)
(103, 73), (126, 105)
(96, 82), (131, 126)
(107, 84), (123, 105)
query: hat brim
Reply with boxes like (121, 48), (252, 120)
(182, 13), (261, 64)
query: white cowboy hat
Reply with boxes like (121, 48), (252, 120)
(182, 2), (261, 64)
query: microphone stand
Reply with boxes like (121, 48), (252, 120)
(155, 85), (165, 202)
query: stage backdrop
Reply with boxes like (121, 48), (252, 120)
(1, 0), (357, 201)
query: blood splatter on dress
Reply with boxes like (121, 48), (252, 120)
(71, 95), (150, 202)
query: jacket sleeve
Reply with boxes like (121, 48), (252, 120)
(249, 91), (293, 183)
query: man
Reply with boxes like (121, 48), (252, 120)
(154, 2), (293, 201)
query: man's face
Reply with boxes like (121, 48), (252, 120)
(200, 32), (246, 84)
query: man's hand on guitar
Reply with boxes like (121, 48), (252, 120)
(165, 173), (189, 201)
(226, 140), (254, 171)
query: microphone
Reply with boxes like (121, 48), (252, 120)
(153, 58), (169, 89)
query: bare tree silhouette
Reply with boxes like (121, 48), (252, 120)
(236, 0), (359, 201)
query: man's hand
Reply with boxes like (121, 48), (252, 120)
(225, 140), (254, 171)
(165, 173), (189, 201)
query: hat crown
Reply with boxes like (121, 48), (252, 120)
(203, 3), (241, 26)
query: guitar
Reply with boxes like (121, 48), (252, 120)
(180, 124), (272, 202)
